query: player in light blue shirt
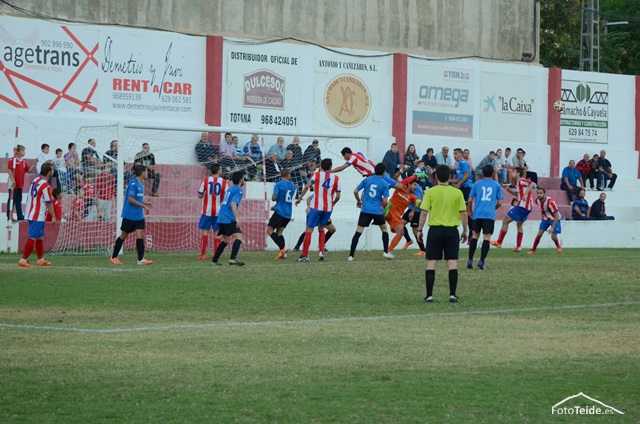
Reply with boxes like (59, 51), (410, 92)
(212, 171), (246, 266)
(466, 164), (503, 270)
(110, 165), (153, 266)
(268, 169), (297, 259)
(349, 163), (392, 261)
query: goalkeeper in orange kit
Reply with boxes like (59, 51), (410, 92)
(385, 178), (422, 252)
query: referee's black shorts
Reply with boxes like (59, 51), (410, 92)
(471, 218), (495, 235)
(425, 226), (460, 260)
(357, 211), (386, 227)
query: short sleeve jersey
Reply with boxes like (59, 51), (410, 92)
(456, 159), (473, 188)
(198, 176), (229, 217)
(516, 178), (535, 211)
(309, 171), (340, 212)
(273, 179), (297, 219)
(121, 177), (145, 221)
(8, 157), (29, 189)
(25, 176), (53, 222)
(562, 166), (581, 186)
(346, 152), (375, 176)
(419, 184), (466, 227)
(356, 175), (389, 215)
(535, 196), (559, 221)
(217, 184), (244, 224)
(469, 179), (504, 220)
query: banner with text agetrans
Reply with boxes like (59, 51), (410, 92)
(410, 63), (474, 138)
(559, 79), (608, 144)
(0, 16), (206, 121)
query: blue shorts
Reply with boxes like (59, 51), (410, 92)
(198, 215), (219, 231)
(507, 206), (531, 223)
(27, 221), (45, 239)
(539, 219), (562, 234)
(306, 209), (332, 228)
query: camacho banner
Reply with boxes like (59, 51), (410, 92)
(559, 79), (608, 144)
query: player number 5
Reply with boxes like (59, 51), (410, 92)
(368, 184), (377, 198)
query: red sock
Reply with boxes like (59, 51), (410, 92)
(497, 229), (507, 244)
(553, 238), (561, 248)
(302, 232), (312, 257)
(532, 235), (541, 251)
(318, 230), (326, 253)
(516, 232), (523, 248)
(35, 239), (44, 259)
(22, 238), (35, 260)
(200, 235), (208, 256)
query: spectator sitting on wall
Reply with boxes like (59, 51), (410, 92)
(571, 188), (593, 220)
(560, 159), (583, 202)
(475, 151), (497, 181)
(195, 132), (218, 168)
(404, 144), (420, 172)
(81, 138), (102, 178)
(596, 149), (617, 191)
(590, 192), (614, 220)
(267, 136), (287, 160)
(576, 153), (594, 190)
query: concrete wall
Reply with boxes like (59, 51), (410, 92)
(0, 0), (538, 62)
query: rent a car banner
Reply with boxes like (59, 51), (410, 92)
(223, 38), (392, 135)
(0, 16), (205, 121)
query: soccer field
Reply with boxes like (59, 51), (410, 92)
(1, 249), (639, 423)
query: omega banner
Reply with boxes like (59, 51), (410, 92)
(0, 16), (205, 120)
(559, 79), (608, 144)
(223, 39), (392, 135)
(410, 63), (474, 138)
(479, 72), (537, 142)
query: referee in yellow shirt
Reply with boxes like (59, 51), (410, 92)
(417, 164), (468, 303)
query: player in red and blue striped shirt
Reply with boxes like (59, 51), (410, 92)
(197, 164), (229, 260)
(528, 188), (562, 254)
(331, 147), (376, 177)
(295, 158), (341, 261)
(19, 163), (56, 267)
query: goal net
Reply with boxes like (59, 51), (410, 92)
(40, 123), (373, 256)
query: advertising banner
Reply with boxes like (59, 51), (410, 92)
(0, 16), (206, 121)
(479, 72), (537, 142)
(223, 39), (392, 135)
(559, 79), (608, 144)
(411, 64), (474, 138)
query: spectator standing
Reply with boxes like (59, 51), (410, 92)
(560, 160), (583, 202)
(596, 150), (617, 191)
(576, 153), (594, 190)
(590, 192), (614, 220)
(6, 144), (35, 221)
(382, 143), (402, 177)
(52, 148), (71, 194)
(286, 136), (304, 165)
(302, 139), (321, 166)
(494, 149), (507, 184)
(95, 166), (116, 221)
(514, 148), (538, 185)
(134, 143), (161, 197)
(64, 143), (82, 190)
(81, 139), (101, 178)
(243, 134), (262, 180)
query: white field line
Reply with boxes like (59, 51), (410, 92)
(0, 301), (638, 334)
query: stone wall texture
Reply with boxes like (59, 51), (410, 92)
(0, 0), (538, 61)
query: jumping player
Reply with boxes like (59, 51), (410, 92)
(467, 164), (503, 270)
(269, 169), (297, 260)
(110, 165), (154, 265)
(330, 147), (376, 177)
(197, 164), (228, 260)
(349, 163), (391, 261)
(295, 158), (341, 261)
(491, 167), (535, 252)
(528, 187), (563, 254)
(211, 171), (246, 266)
(18, 163), (57, 267)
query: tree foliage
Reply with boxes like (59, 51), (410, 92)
(540, 0), (639, 75)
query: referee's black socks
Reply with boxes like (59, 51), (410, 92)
(449, 269), (458, 296)
(425, 270), (435, 297)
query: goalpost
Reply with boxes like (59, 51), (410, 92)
(43, 122), (374, 256)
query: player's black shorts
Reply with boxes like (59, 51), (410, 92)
(459, 186), (471, 203)
(267, 212), (291, 230)
(401, 208), (422, 228)
(471, 218), (495, 235)
(357, 212), (386, 227)
(121, 218), (145, 233)
(425, 226), (460, 260)
(218, 221), (242, 236)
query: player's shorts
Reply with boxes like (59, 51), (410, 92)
(385, 210), (406, 232)
(306, 209), (332, 228)
(357, 212), (385, 227)
(121, 218), (145, 233)
(425, 226), (460, 260)
(198, 215), (219, 231)
(27, 221), (45, 239)
(218, 221), (242, 236)
(471, 218), (495, 235)
(401, 208), (422, 228)
(459, 186), (471, 203)
(539, 219), (562, 234)
(507, 206), (531, 223)
(267, 211), (291, 230)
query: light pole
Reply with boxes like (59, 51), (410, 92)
(604, 21), (628, 35)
